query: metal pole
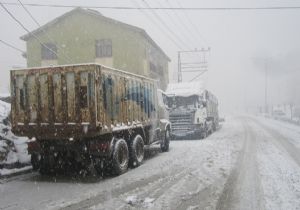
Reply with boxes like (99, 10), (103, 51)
(265, 59), (268, 113)
(178, 51), (182, 82)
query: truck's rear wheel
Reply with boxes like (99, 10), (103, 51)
(161, 130), (170, 152)
(201, 130), (207, 139)
(39, 155), (52, 175)
(112, 139), (129, 175)
(129, 135), (144, 168)
(31, 153), (40, 170)
(201, 123), (208, 139)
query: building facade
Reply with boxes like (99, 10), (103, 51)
(21, 8), (170, 89)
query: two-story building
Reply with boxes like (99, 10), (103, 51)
(21, 7), (170, 89)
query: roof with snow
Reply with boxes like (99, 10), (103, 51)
(165, 82), (205, 97)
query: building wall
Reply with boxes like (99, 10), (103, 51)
(143, 37), (169, 90)
(25, 10), (168, 89)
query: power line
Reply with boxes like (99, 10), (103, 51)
(190, 70), (207, 82)
(16, 0), (40, 26)
(0, 39), (25, 53)
(131, 0), (184, 50)
(178, 49), (210, 82)
(16, 0), (73, 63)
(153, 0), (194, 50)
(133, 0), (201, 73)
(0, 39), (50, 65)
(0, 2), (71, 63)
(1, 2), (300, 10)
(175, 0), (208, 46)
(139, 0), (188, 49)
(164, 0), (203, 48)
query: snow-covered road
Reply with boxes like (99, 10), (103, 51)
(1, 116), (300, 210)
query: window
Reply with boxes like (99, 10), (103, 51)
(96, 39), (112, 58)
(41, 43), (57, 60)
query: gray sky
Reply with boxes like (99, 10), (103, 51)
(1, 0), (300, 113)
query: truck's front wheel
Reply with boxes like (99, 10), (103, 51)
(161, 130), (170, 152)
(129, 135), (144, 168)
(112, 139), (129, 175)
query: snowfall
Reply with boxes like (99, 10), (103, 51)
(0, 111), (299, 210)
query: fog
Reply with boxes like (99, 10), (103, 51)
(1, 0), (300, 113)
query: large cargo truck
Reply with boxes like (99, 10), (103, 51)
(10, 63), (171, 175)
(166, 82), (219, 139)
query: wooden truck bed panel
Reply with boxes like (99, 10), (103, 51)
(11, 64), (158, 140)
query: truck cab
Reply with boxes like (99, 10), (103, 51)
(166, 82), (218, 139)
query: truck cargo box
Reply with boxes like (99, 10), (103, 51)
(11, 63), (158, 140)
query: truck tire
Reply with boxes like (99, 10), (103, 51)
(129, 135), (144, 168)
(212, 120), (217, 132)
(112, 139), (129, 175)
(201, 130), (207, 139)
(31, 153), (40, 170)
(39, 156), (50, 175)
(161, 129), (170, 152)
(201, 123), (208, 139)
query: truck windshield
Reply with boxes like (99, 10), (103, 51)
(167, 95), (198, 109)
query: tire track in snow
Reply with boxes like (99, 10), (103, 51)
(61, 147), (201, 210)
(174, 165), (225, 210)
(60, 170), (172, 210)
(216, 118), (265, 210)
(0, 171), (38, 184)
(151, 119), (245, 210)
(88, 152), (212, 210)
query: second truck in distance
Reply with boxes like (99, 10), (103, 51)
(165, 82), (219, 139)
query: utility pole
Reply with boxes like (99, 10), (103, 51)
(265, 59), (268, 113)
(177, 48), (210, 83)
(177, 52), (182, 83)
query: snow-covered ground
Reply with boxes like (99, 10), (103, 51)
(257, 116), (300, 149)
(0, 116), (300, 210)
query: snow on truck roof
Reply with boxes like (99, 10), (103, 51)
(11, 63), (158, 82)
(165, 82), (205, 97)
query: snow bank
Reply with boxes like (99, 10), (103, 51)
(0, 100), (10, 122)
(0, 123), (30, 166)
(166, 82), (204, 97)
(250, 121), (300, 210)
(0, 100), (30, 170)
(0, 165), (32, 176)
(257, 116), (300, 149)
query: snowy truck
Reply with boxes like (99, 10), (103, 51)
(165, 82), (219, 139)
(10, 63), (171, 175)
